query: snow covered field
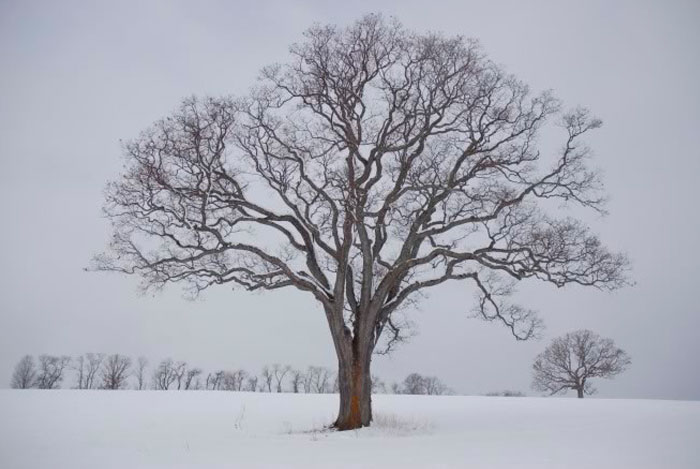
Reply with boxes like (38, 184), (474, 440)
(0, 390), (698, 468)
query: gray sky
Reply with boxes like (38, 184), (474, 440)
(1, 0), (698, 399)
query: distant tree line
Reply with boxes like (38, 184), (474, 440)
(390, 373), (452, 395)
(9, 354), (450, 395)
(484, 390), (526, 397)
(11, 328), (630, 399)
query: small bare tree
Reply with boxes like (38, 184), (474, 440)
(100, 354), (132, 390)
(135, 356), (148, 390)
(272, 364), (291, 393)
(83, 353), (104, 389)
(260, 366), (274, 393)
(74, 353), (106, 389)
(11, 355), (36, 389)
(171, 361), (188, 390)
(424, 376), (449, 395)
(34, 355), (71, 389)
(399, 373), (449, 395)
(289, 369), (304, 393)
(93, 14), (629, 429)
(302, 369), (314, 393)
(73, 355), (86, 389)
(222, 369), (248, 391)
(305, 366), (333, 393)
(206, 371), (225, 390)
(152, 358), (180, 390)
(245, 375), (259, 392)
(401, 373), (425, 394)
(370, 374), (386, 393)
(532, 329), (631, 398)
(184, 367), (203, 390)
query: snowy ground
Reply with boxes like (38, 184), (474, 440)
(0, 390), (698, 468)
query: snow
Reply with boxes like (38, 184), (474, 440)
(1, 390), (698, 468)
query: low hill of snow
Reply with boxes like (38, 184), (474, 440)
(1, 390), (698, 468)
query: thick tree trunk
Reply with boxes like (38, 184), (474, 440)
(333, 345), (372, 430)
(577, 387), (584, 398)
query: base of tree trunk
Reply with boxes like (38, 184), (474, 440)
(333, 400), (372, 430)
(333, 355), (372, 430)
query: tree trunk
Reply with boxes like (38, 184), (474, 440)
(577, 387), (584, 398)
(334, 345), (372, 430)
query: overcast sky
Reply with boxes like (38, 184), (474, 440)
(1, 0), (698, 399)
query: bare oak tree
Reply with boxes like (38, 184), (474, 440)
(100, 354), (132, 390)
(532, 329), (631, 398)
(11, 355), (36, 389)
(92, 15), (629, 429)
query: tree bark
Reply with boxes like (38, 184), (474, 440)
(577, 387), (584, 398)
(334, 343), (373, 430)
